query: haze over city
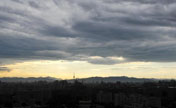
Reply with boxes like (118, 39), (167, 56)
(0, 0), (176, 79)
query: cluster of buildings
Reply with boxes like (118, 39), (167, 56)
(96, 91), (161, 108)
(0, 81), (176, 108)
(0, 90), (50, 108)
(76, 91), (163, 108)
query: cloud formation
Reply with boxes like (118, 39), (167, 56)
(0, 67), (11, 72)
(0, 0), (176, 65)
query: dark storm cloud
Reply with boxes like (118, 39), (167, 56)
(39, 25), (77, 38)
(72, 21), (161, 41)
(28, 1), (40, 9)
(0, 67), (11, 72)
(0, 0), (176, 65)
(0, 14), (14, 23)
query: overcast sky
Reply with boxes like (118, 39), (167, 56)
(0, 0), (176, 78)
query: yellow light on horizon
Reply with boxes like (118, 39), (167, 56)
(0, 60), (176, 79)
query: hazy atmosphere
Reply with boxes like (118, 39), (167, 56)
(0, 0), (176, 79)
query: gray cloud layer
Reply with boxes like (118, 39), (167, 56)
(0, 0), (176, 65)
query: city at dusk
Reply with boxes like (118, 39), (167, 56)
(0, 0), (176, 108)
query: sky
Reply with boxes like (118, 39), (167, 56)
(0, 0), (176, 79)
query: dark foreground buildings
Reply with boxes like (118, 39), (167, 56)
(0, 80), (176, 108)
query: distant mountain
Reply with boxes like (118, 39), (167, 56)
(0, 77), (59, 82)
(70, 76), (157, 83)
(0, 76), (157, 83)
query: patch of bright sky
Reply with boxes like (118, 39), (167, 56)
(1, 60), (176, 79)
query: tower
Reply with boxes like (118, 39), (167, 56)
(73, 72), (75, 79)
